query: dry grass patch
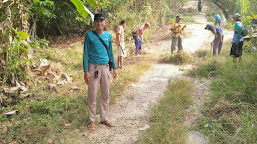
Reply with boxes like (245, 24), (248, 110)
(194, 49), (210, 58)
(160, 52), (193, 65)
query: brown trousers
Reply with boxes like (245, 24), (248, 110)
(88, 63), (111, 122)
(213, 33), (224, 55)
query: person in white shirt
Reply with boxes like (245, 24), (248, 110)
(115, 20), (126, 68)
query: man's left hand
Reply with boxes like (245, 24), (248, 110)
(113, 69), (118, 79)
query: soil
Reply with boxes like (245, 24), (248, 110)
(74, 1), (233, 144)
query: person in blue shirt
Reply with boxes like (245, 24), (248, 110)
(83, 13), (117, 129)
(230, 13), (244, 62)
(213, 14), (221, 26)
(205, 24), (224, 55)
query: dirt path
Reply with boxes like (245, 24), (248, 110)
(76, 1), (233, 144)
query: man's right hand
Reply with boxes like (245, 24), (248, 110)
(84, 71), (91, 85)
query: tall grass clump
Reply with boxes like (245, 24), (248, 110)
(159, 52), (192, 65)
(195, 41), (257, 143)
(188, 56), (226, 78)
(135, 79), (194, 144)
(194, 49), (210, 58)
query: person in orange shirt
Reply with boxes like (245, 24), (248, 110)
(170, 16), (186, 53)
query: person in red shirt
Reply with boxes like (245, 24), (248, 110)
(132, 22), (151, 55)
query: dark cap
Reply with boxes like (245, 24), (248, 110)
(94, 13), (105, 21)
(205, 24), (213, 31)
(176, 15), (182, 19)
(120, 20), (126, 24)
(205, 24), (210, 29)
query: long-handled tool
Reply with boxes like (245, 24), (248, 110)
(210, 42), (213, 53)
(143, 43), (151, 49)
(119, 46), (124, 55)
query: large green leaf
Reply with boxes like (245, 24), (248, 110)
(22, 57), (30, 62)
(70, 0), (89, 19)
(86, 0), (97, 8)
(18, 31), (30, 40)
(20, 46), (29, 54)
(21, 40), (30, 49)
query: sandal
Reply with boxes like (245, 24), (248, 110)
(100, 120), (115, 127)
(87, 121), (95, 130)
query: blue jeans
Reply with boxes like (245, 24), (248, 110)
(133, 35), (142, 54)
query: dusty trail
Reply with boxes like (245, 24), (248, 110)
(76, 1), (233, 144)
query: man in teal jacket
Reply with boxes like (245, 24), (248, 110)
(230, 13), (244, 62)
(83, 13), (117, 129)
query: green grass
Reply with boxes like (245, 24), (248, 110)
(0, 95), (88, 143)
(187, 55), (226, 78)
(191, 41), (257, 143)
(135, 79), (194, 144)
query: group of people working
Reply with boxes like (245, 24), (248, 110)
(206, 13), (244, 62)
(83, 12), (245, 130)
(170, 13), (244, 62)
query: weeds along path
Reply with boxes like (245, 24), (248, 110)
(77, 1), (233, 144)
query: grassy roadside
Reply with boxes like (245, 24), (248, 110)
(135, 78), (194, 144)
(188, 41), (257, 143)
(0, 40), (157, 143)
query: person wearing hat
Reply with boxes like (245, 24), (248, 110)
(213, 13), (221, 26)
(205, 24), (224, 55)
(170, 16), (186, 53)
(115, 20), (126, 68)
(230, 13), (244, 62)
(133, 22), (151, 55)
(83, 13), (117, 129)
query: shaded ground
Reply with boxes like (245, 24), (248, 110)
(75, 1), (233, 144)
